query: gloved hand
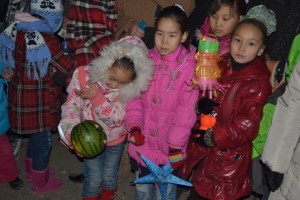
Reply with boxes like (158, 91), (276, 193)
(197, 96), (219, 115)
(191, 128), (215, 147)
(129, 126), (145, 146)
(264, 164), (284, 192)
(168, 147), (185, 170)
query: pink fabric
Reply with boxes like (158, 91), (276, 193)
(125, 45), (199, 167)
(0, 134), (19, 182)
(14, 11), (40, 22)
(200, 17), (231, 56)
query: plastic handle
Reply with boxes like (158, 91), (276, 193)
(138, 20), (147, 31)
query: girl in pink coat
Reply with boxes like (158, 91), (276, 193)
(125, 5), (199, 200)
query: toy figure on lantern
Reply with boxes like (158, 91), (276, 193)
(191, 36), (225, 99)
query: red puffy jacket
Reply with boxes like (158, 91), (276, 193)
(182, 55), (271, 200)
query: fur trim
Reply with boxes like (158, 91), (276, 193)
(89, 39), (153, 103)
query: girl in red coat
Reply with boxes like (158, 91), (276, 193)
(182, 13), (275, 200)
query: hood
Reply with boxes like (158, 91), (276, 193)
(89, 36), (154, 103)
(31, 0), (64, 33)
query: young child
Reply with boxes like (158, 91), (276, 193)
(125, 5), (199, 200)
(59, 36), (153, 200)
(0, 65), (23, 190)
(185, 17), (273, 199)
(0, 0), (74, 194)
(197, 0), (246, 55)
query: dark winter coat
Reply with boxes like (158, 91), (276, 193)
(184, 55), (271, 200)
(8, 31), (74, 134)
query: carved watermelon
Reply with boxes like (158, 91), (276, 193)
(71, 120), (107, 158)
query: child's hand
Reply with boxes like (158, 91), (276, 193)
(168, 147), (185, 170)
(76, 82), (98, 99)
(59, 140), (83, 157)
(129, 126), (145, 146)
(1, 68), (14, 81)
(129, 24), (145, 38)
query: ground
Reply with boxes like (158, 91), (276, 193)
(0, 133), (191, 200)
(0, 133), (136, 200)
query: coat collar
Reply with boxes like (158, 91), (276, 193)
(220, 55), (270, 83)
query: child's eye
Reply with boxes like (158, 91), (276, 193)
(170, 34), (175, 37)
(223, 17), (230, 21)
(233, 38), (240, 42)
(155, 31), (163, 36)
(108, 76), (115, 81)
(211, 14), (217, 19)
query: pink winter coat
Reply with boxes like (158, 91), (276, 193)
(125, 45), (199, 167)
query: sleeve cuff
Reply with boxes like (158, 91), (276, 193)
(90, 91), (106, 107)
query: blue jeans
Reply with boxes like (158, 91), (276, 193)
(82, 142), (125, 197)
(134, 171), (177, 200)
(27, 131), (52, 170)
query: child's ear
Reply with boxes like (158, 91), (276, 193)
(258, 45), (266, 56)
(181, 31), (188, 43)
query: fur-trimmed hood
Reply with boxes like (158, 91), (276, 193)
(89, 36), (153, 103)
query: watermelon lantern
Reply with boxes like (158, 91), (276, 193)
(71, 120), (107, 158)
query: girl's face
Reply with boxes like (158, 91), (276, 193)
(209, 4), (240, 38)
(105, 65), (134, 89)
(154, 17), (188, 56)
(231, 23), (265, 64)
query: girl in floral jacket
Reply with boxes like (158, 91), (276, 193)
(59, 36), (153, 200)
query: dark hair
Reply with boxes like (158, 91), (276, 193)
(113, 57), (137, 80)
(154, 5), (189, 49)
(208, 0), (246, 17)
(232, 18), (268, 45)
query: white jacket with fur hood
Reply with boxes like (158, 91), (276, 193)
(59, 36), (153, 146)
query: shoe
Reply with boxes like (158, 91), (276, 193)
(69, 173), (85, 183)
(99, 188), (117, 200)
(9, 177), (24, 190)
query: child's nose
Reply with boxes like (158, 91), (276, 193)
(162, 35), (168, 44)
(215, 18), (222, 27)
(239, 43), (246, 52)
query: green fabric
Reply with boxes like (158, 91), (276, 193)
(252, 103), (276, 158)
(286, 34), (300, 82)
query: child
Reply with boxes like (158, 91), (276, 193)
(125, 5), (199, 200)
(59, 36), (153, 200)
(196, 0), (246, 55)
(0, 65), (23, 190)
(185, 17), (273, 199)
(0, 0), (74, 194)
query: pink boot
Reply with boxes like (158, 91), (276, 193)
(24, 157), (55, 182)
(31, 167), (64, 194)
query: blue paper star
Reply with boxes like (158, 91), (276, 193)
(134, 152), (192, 200)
